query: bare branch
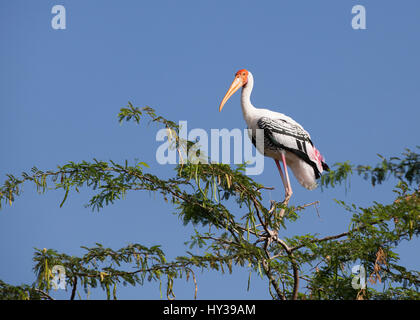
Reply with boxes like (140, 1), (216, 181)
(70, 276), (77, 300)
(34, 288), (55, 300)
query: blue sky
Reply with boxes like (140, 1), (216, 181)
(0, 1), (419, 299)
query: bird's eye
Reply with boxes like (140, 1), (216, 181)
(242, 73), (246, 76)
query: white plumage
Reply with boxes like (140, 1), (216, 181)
(219, 69), (329, 200)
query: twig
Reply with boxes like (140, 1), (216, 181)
(35, 288), (55, 300)
(256, 186), (275, 191)
(295, 201), (319, 211)
(289, 221), (383, 252)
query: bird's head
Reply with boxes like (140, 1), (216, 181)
(219, 69), (249, 112)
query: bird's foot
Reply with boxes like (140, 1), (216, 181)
(284, 189), (293, 204)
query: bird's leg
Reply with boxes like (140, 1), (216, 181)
(280, 153), (293, 202)
(274, 159), (289, 200)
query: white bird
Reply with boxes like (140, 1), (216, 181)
(219, 69), (329, 201)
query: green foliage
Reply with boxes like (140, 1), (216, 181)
(321, 147), (420, 188)
(1, 104), (419, 300)
(29, 244), (203, 300)
(0, 280), (41, 300)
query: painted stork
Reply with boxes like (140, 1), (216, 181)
(219, 69), (329, 201)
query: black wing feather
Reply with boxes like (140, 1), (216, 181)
(251, 117), (322, 179)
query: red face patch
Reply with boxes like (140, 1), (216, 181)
(235, 69), (248, 86)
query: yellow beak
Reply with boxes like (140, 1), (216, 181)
(219, 76), (243, 112)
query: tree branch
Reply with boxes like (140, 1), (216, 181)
(35, 288), (55, 300)
(70, 276), (77, 300)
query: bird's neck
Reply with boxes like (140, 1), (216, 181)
(241, 75), (257, 125)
